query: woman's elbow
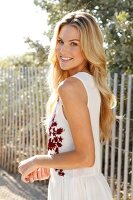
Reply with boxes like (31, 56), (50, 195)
(81, 154), (95, 168)
(85, 156), (95, 167)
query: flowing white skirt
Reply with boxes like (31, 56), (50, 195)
(48, 171), (113, 200)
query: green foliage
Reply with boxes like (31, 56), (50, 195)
(33, 0), (133, 74)
(0, 39), (50, 68)
(2, 1), (132, 73)
(105, 11), (133, 73)
(25, 37), (50, 67)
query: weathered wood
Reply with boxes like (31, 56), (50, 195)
(111, 73), (118, 193)
(117, 74), (125, 200)
(0, 68), (132, 199)
(123, 75), (132, 200)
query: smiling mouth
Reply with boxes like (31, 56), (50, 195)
(60, 56), (73, 62)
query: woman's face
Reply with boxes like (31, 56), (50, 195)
(56, 24), (87, 75)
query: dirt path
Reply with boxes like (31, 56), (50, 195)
(0, 168), (48, 200)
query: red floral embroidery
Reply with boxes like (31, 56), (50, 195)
(55, 168), (65, 176)
(48, 101), (65, 176)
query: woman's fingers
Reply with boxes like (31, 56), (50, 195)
(39, 168), (50, 180)
(29, 173), (34, 183)
(35, 168), (50, 180)
(44, 168), (49, 178)
(37, 168), (42, 180)
(22, 168), (50, 183)
(41, 168), (46, 179)
(24, 175), (30, 183)
(22, 173), (35, 184)
(32, 170), (38, 181)
(21, 174), (30, 183)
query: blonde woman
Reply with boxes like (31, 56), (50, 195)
(18, 11), (116, 199)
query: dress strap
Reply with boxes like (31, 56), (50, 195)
(71, 73), (88, 93)
(71, 71), (95, 88)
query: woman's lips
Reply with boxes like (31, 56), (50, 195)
(60, 56), (73, 63)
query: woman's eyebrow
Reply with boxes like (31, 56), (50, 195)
(58, 36), (80, 42)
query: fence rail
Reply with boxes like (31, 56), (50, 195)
(0, 67), (132, 200)
(0, 67), (48, 172)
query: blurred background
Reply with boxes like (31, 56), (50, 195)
(0, 0), (132, 73)
(0, 1), (132, 200)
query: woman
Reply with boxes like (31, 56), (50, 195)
(18, 11), (116, 199)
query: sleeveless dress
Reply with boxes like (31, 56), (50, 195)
(47, 72), (113, 200)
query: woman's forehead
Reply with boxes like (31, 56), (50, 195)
(58, 25), (80, 41)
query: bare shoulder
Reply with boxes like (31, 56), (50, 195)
(58, 77), (87, 104)
(58, 76), (79, 90)
(57, 77), (95, 167)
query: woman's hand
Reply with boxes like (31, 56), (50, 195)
(25, 168), (50, 183)
(18, 156), (37, 182)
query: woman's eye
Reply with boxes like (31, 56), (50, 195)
(57, 40), (78, 46)
(57, 39), (63, 44)
(71, 42), (78, 46)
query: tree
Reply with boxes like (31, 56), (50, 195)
(105, 11), (133, 73)
(33, 0), (133, 73)
(0, 38), (49, 68)
(25, 37), (49, 67)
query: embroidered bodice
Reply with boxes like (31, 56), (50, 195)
(47, 72), (101, 177)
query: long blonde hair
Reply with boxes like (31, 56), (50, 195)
(45, 11), (116, 143)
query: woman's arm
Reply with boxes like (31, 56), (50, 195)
(18, 77), (95, 178)
(35, 77), (95, 169)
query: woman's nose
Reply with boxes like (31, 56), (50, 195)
(59, 44), (68, 54)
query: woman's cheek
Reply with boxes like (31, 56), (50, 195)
(55, 46), (60, 56)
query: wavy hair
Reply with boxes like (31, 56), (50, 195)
(44, 11), (116, 143)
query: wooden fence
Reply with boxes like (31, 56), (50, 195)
(102, 73), (133, 200)
(0, 67), (48, 171)
(0, 67), (132, 200)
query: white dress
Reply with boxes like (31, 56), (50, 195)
(47, 72), (113, 200)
